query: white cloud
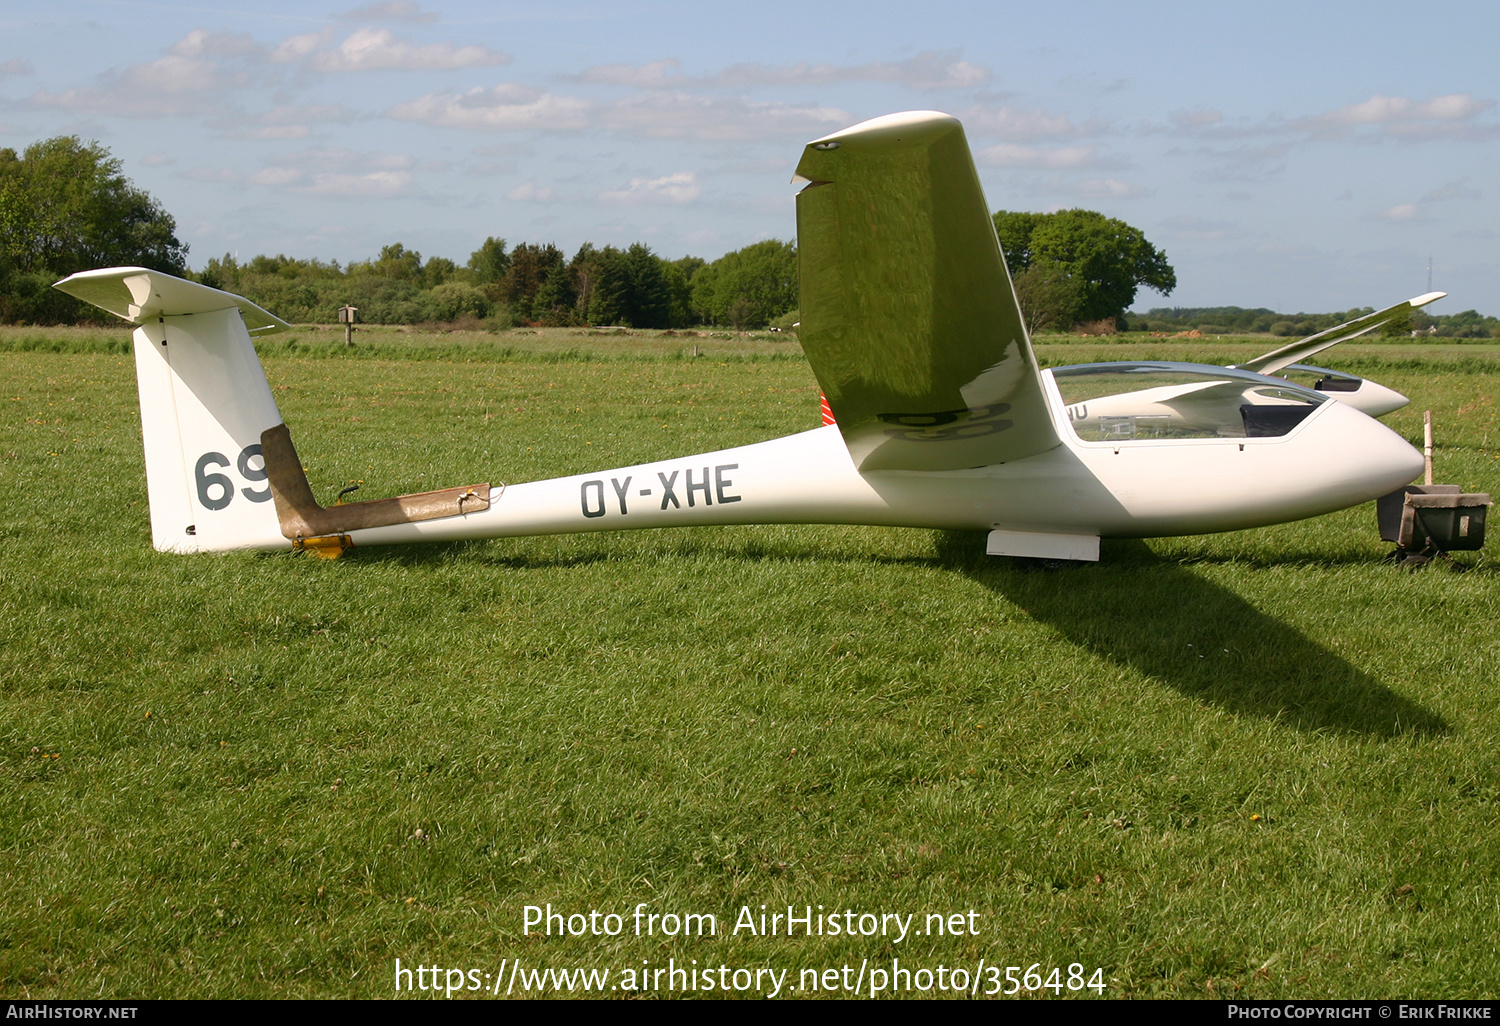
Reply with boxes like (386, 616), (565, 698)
(388, 85), (589, 130)
(140, 153), (175, 166)
(128, 54), (236, 94)
(229, 149), (425, 198)
(250, 167), (303, 186)
(247, 125), (309, 140)
(298, 170), (412, 197)
(393, 86), (849, 143)
(308, 28), (508, 72)
(215, 103), (357, 140)
(707, 50), (987, 90)
(1157, 92), (1498, 146)
(1182, 143), (1290, 183)
(1368, 203), (1428, 222)
(602, 92), (850, 141)
(576, 50), (986, 91)
(1317, 93), (1489, 127)
(600, 172), (700, 205)
(26, 52), (248, 117)
(170, 30), (262, 59)
(1294, 93), (1500, 142)
(978, 143), (1097, 169)
(506, 181), (555, 202)
(261, 147), (417, 173)
(467, 159), (518, 176)
(0, 58), (35, 77)
(957, 104), (1089, 141)
(269, 32), (324, 64)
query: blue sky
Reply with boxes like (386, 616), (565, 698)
(3, 0), (1496, 314)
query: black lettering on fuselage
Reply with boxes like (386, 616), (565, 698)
(685, 467), (711, 507)
(658, 471), (680, 510)
(714, 464), (741, 504)
(580, 479), (606, 518)
(610, 476), (632, 515)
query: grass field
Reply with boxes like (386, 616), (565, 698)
(2, 325), (1498, 999)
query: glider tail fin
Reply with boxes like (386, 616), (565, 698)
(53, 267), (292, 553)
(791, 111), (1059, 471)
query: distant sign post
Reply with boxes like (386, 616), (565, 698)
(338, 304), (359, 347)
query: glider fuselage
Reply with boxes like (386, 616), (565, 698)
(336, 363), (1422, 557)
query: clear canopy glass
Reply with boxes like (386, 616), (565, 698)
(1050, 362), (1329, 442)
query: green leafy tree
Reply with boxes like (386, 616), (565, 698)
(614, 243), (675, 329)
(532, 263), (578, 326)
(661, 260), (694, 327)
(349, 242), (423, 281)
(421, 256), (459, 288)
(420, 281), (492, 322)
(1011, 265), (1083, 334)
(567, 243), (605, 322)
(690, 239), (797, 328)
(992, 209), (1174, 327)
(991, 211), (1044, 275)
(198, 253), (242, 291)
(499, 243), (564, 322)
(574, 244), (626, 325)
(466, 236), (509, 295)
(0, 136), (187, 322)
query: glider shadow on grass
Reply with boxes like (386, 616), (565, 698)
(333, 528), (1447, 738)
(933, 532), (1449, 738)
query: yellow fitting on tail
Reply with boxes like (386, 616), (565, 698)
(294, 535), (354, 559)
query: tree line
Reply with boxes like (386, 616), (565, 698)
(1128, 305), (1499, 339)
(1, 136), (800, 330)
(5, 135), (1491, 338)
(198, 237), (798, 330)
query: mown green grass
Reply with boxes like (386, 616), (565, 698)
(2, 334), (1498, 999)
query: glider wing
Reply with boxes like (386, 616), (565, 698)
(1238, 292), (1445, 375)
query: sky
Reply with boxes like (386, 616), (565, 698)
(2, 0), (1497, 315)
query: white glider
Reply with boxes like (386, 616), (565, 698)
(55, 111), (1424, 562)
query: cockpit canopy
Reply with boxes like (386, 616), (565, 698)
(1050, 362), (1330, 442)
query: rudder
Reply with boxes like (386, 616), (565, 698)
(55, 267), (291, 552)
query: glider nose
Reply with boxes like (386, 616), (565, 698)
(1341, 378), (1409, 418)
(1337, 403), (1424, 496)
